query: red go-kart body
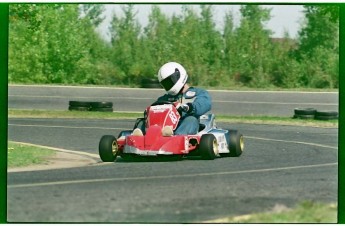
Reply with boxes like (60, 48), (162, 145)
(118, 102), (200, 156)
(99, 101), (244, 162)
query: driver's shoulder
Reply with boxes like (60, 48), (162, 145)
(187, 87), (208, 95)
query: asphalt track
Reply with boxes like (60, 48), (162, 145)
(7, 85), (338, 222)
(8, 84), (338, 116)
(7, 117), (338, 223)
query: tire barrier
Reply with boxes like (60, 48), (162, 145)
(293, 108), (338, 121)
(69, 101), (113, 112)
(314, 110), (338, 121)
(293, 108), (317, 119)
(140, 78), (161, 88)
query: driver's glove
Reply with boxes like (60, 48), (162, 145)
(177, 103), (194, 115)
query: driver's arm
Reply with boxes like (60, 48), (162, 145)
(188, 89), (212, 117)
(156, 94), (170, 102)
(194, 90), (212, 117)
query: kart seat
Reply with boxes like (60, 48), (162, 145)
(198, 123), (206, 132)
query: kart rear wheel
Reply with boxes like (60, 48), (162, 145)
(99, 135), (118, 162)
(199, 134), (218, 160)
(221, 130), (244, 157)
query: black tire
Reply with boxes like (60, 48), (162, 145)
(69, 101), (92, 108)
(90, 101), (113, 108)
(314, 115), (338, 121)
(294, 108), (317, 115)
(293, 114), (315, 119)
(142, 83), (162, 88)
(99, 135), (118, 162)
(141, 78), (161, 88)
(68, 106), (90, 111)
(315, 110), (338, 117)
(221, 130), (244, 157)
(199, 134), (218, 160)
(90, 107), (114, 112)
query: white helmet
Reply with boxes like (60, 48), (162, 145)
(157, 62), (188, 96)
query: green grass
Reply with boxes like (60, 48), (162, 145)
(8, 109), (338, 128)
(8, 142), (56, 168)
(213, 201), (337, 223)
(8, 109), (142, 119)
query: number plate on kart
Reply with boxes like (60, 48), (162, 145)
(150, 105), (172, 113)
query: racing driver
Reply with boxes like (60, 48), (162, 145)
(133, 62), (212, 136)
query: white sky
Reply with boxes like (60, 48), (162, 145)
(97, 4), (305, 41)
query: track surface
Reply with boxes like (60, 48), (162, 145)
(7, 118), (338, 223)
(8, 85), (338, 116)
(7, 86), (339, 222)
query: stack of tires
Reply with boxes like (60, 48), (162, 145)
(69, 101), (113, 112)
(293, 108), (316, 119)
(89, 102), (114, 112)
(293, 108), (338, 121)
(314, 110), (338, 121)
(140, 78), (161, 88)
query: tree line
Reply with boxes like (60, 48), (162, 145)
(8, 4), (339, 89)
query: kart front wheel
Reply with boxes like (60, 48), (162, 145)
(99, 135), (118, 162)
(199, 134), (218, 160)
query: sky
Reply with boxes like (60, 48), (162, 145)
(97, 4), (305, 41)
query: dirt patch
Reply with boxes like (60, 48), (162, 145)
(8, 151), (99, 173)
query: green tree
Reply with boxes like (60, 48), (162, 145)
(79, 4), (105, 27)
(298, 5), (339, 58)
(296, 5), (339, 88)
(316, 5), (339, 22)
(9, 4), (112, 84)
(269, 33), (303, 88)
(222, 10), (237, 86)
(231, 5), (273, 87)
(198, 5), (224, 86)
(173, 6), (204, 85)
(143, 5), (172, 73)
(110, 4), (142, 85)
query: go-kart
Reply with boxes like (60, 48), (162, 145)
(98, 101), (244, 162)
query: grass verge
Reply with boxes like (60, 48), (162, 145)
(209, 201), (337, 223)
(8, 109), (338, 128)
(8, 109), (142, 119)
(8, 141), (56, 168)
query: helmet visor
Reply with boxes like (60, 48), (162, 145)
(160, 69), (180, 91)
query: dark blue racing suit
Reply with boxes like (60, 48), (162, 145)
(157, 87), (212, 135)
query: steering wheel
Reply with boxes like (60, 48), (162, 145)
(150, 100), (175, 106)
(150, 100), (183, 116)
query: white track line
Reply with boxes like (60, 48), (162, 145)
(9, 123), (338, 150)
(9, 84), (339, 94)
(9, 94), (153, 100)
(246, 136), (338, 150)
(8, 162), (337, 189)
(213, 100), (337, 105)
(8, 123), (128, 130)
(9, 84), (158, 90)
(9, 94), (337, 106)
(8, 124), (337, 188)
